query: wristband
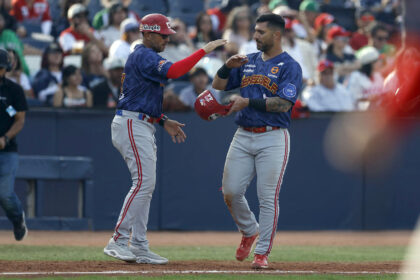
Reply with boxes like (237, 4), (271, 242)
(217, 64), (232, 79)
(248, 99), (267, 112)
(159, 115), (169, 127)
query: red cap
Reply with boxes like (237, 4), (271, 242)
(327, 25), (351, 40)
(314, 13), (334, 30)
(140, 13), (176, 35)
(194, 90), (232, 121)
(317, 60), (334, 72)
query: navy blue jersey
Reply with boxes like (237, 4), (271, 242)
(225, 51), (302, 128)
(117, 44), (173, 117)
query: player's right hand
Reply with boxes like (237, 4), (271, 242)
(226, 54), (249, 68)
(163, 119), (187, 143)
(202, 39), (227, 54)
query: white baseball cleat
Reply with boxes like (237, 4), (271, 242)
(104, 238), (136, 262)
(129, 245), (169, 264)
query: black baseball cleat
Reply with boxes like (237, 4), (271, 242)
(13, 213), (28, 241)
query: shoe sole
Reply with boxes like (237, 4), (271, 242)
(252, 263), (269, 269)
(136, 257), (168, 265)
(104, 249), (136, 262)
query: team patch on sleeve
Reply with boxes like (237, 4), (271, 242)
(283, 83), (297, 98)
(157, 60), (168, 72)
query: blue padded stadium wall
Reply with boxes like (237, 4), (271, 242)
(1, 109), (419, 231)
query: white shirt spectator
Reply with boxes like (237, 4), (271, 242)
(302, 83), (354, 112)
(345, 71), (384, 110)
(239, 40), (258, 55)
(283, 38), (318, 81)
(99, 26), (121, 47)
(109, 39), (131, 60)
(9, 73), (32, 92)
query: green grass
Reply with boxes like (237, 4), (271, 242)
(0, 245), (406, 262)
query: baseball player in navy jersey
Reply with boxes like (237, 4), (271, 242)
(104, 13), (226, 264)
(212, 13), (302, 269)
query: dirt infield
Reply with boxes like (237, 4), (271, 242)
(0, 260), (402, 275)
(0, 230), (412, 277)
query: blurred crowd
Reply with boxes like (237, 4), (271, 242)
(2, 0), (416, 114)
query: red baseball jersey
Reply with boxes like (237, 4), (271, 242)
(10, 0), (51, 22)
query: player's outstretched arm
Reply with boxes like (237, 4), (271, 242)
(166, 39), (227, 80)
(163, 119), (187, 144)
(212, 54), (248, 90)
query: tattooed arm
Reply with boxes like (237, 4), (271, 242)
(265, 97), (293, 113)
(226, 95), (293, 115)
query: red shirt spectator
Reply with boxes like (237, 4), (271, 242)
(349, 10), (375, 51)
(58, 3), (107, 56)
(59, 27), (91, 55)
(10, 0), (51, 34)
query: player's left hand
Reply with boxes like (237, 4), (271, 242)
(226, 95), (249, 116)
(164, 119), (187, 143)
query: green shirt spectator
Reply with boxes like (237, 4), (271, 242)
(0, 29), (29, 75)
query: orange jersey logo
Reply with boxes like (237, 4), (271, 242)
(240, 75), (278, 94)
(271, 66), (279, 74)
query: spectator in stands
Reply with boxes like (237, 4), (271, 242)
(179, 67), (220, 109)
(109, 17), (139, 61)
(313, 12), (335, 56)
(223, 6), (254, 56)
(98, 2), (128, 47)
(160, 18), (195, 63)
(0, 13), (28, 74)
(325, 25), (360, 81)
(272, 4), (306, 39)
(250, 0), (270, 18)
(281, 18), (317, 83)
(162, 87), (190, 112)
(5, 48), (33, 98)
(58, 3), (108, 55)
(298, 0), (319, 43)
(206, 0), (241, 32)
(302, 60), (354, 112)
(0, 48), (28, 242)
(91, 56), (124, 108)
(51, 0), (83, 38)
(53, 64), (92, 108)
(361, 0), (401, 25)
(192, 12), (220, 50)
(10, 0), (52, 35)
(369, 23), (394, 56)
(80, 43), (107, 90)
(345, 46), (385, 110)
(0, 0), (17, 32)
(32, 42), (63, 105)
(349, 9), (375, 51)
(92, 0), (140, 31)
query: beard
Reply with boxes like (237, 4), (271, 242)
(256, 40), (272, 52)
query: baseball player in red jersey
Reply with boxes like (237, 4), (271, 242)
(103, 13), (226, 264)
(213, 13), (302, 269)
